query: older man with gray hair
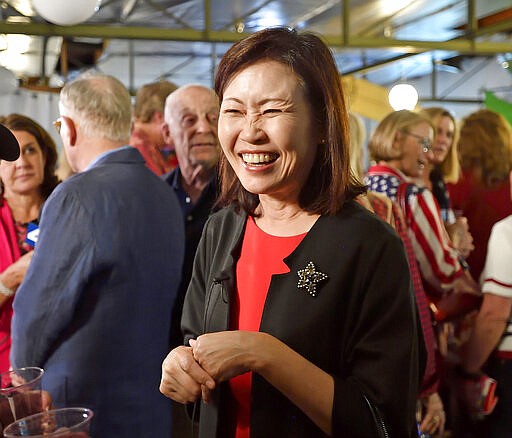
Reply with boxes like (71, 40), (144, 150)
(11, 73), (184, 437)
(162, 84), (220, 348)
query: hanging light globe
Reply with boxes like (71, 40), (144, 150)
(32, 0), (102, 26)
(388, 83), (419, 111)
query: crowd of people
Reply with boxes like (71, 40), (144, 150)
(0, 26), (510, 438)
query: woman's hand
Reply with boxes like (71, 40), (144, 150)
(189, 331), (259, 382)
(419, 392), (445, 436)
(446, 217), (474, 258)
(159, 346), (216, 404)
(0, 250), (34, 290)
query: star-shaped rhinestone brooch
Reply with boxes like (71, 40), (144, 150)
(297, 261), (328, 297)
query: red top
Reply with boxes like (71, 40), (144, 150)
(447, 170), (512, 281)
(229, 216), (306, 438)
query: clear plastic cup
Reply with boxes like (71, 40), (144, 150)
(3, 407), (93, 437)
(0, 367), (44, 432)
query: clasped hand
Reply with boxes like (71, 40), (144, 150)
(160, 331), (258, 404)
(447, 217), (474, 258)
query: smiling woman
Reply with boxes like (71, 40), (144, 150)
(0, 113), (59, 373)
(365, 109), (473, 296)
(218, 59), (319, 208)
(160, 27), (424, 438)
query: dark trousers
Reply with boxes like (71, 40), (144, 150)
(483, 356), (512, 437)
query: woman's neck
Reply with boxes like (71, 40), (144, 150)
(4, 191), (44, 223)
(255, 197), (319, 237)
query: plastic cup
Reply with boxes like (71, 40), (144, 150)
(0, 367), (44, 432)
(3, 407), (93, 437)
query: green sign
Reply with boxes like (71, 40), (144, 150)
(484, 91), (512, 127)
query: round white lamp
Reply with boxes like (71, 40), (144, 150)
(388, 83), (419, 111)
(32, 0), (102, 26)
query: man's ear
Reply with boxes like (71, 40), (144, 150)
(161, 123), (174, 147)
(63, 116), (77, 147)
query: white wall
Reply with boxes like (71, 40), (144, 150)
(0, 88), (61, 150)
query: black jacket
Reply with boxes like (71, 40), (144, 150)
(182, 201), (424, 437)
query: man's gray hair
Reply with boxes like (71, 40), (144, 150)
(60, 72), (131, 143)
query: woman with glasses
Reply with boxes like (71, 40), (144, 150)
(365, 110), (478, 300)
(0, 114), (59, 373)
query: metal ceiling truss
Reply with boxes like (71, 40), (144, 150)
(0, 21), (510, 55)
(0, 0), (510, 74)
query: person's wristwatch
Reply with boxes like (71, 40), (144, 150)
(455, 364), (482, 380)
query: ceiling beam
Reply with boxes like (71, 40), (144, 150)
(0, 22), (510, 55)
(0, 22), (247, 42)
(331, 36), (512, 54)
(343, 52), (424, 76)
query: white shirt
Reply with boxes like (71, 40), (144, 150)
(480, 215), (512, 352)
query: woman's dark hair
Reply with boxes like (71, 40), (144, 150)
(214, 27), (366, 216)
(1, 113), (59, 199)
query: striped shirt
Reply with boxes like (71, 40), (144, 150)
(364, 192), (439, 395)
(365, 164), (463, 294)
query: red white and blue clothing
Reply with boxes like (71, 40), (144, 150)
(363, 193), (438, 396)
(365, 164), (463, 294)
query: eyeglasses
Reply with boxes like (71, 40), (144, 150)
(53, 117), (63, 134)
(402, 131), (432, 153)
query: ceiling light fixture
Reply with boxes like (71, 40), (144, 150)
(388, 83), (419, 111)
(32, 0), (102, 26)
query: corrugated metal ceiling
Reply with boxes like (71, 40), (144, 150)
(0, 0), (510, 96)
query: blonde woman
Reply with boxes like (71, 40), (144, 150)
(419, 107), (474, 260)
